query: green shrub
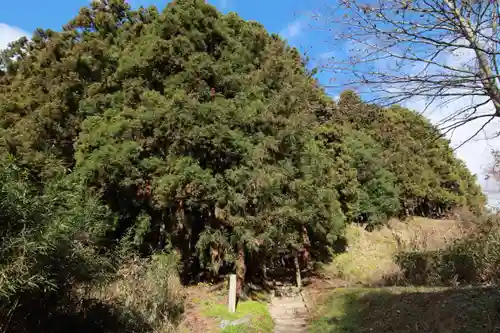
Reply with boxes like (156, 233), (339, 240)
(0, 0), (484, 289)
(0, 159), (113, 300)
(395, 251), (444, 285)
(0, 158), (123, 333)
(395, 223), (500, 285)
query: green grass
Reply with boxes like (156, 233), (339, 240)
(201, 299), (274, 333)
(310, 286), (500, 333)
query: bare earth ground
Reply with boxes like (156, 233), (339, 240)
(180, 283), (274, 332)
(179, 285), (220, 333)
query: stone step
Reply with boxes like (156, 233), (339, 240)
(269, 294), (309, 333)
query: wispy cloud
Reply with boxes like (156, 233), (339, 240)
(319, 51), (336, 59)
(408, 93), (498, 186)
(328, 36), (500, 198)
(0, 23), (28, 51)
(398, 46), (500, 196)
(279, 17), (306, 40)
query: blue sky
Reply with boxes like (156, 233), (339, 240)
(1, 0), (304, 33)
(0, 0), (338, 90)
(0, 0), (499, 201)
(0, 0), (333, 63)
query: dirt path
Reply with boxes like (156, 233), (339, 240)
(269, 292), (309, 333)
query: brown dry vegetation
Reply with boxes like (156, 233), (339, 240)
(319, 217), (473, 286)
(308, 216), (500, 333)
(88, 254), (185, 333)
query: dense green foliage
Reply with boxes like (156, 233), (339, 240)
(0, 158), (119, 332)
(0, 159), (115, 292)
(0, 0), (486, 330)
(329, 91), (485, 219)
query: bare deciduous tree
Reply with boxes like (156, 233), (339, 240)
(316, 0), (500, 140)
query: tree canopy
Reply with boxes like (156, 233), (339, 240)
(0, 0), (485, 308)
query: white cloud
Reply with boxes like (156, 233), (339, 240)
(0, 23), (28, 51)
(412, 96), (500, 208)
(279, 18), (305, 40)
(326, 35), (500, 203)
(340, 34), (500, 200)
(433, 50), (499, 192)
(399, 43), (500, 200)
(407, 96), (499, 189)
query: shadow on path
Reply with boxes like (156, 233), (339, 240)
(311, 286), (500, 333)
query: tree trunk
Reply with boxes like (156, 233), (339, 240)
(443, 0), (500, 115)
(157, 222), (166, 250)
(301, 225), (311, 269)
(294, 252), (302, 289)
(236, 245), (246, 300)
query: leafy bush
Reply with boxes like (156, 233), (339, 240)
(0, 157), (185, 332)
(395, 218), (500, 285)
(0, 0), (485, 301)
(0, 157), (118, 332)
(332, 91), (486, 219)
(0, 0), (491, 330)
(395, 251), (446, 285)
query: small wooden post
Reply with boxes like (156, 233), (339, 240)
(228, 274), (237, 313)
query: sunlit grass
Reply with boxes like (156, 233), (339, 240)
(201, 299), (274, 333)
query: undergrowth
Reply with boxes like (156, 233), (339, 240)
(395, 214), (500, 286)
(92, 252), (185, 333)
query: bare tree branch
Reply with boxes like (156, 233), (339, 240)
(316, 0), (500, 139)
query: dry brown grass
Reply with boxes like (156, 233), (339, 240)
(390, 217), (473, 251)
(309, 216), (500, 333)
(91, 253), (184, 333)
(321, 217), (474, 286)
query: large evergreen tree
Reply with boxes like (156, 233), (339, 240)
(331, 90), (485, 218)
(0, 0), (485, 295)
(1, 0), (346, 286)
